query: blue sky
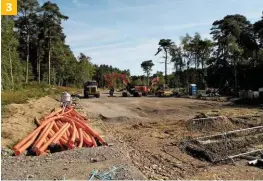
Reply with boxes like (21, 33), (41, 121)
(40, 0), (262, 75)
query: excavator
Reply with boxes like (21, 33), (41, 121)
(103, 73), (159, 97)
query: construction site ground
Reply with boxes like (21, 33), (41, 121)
(1, 91), (263, 180)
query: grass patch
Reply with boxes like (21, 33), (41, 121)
(1, 82), (82, 105)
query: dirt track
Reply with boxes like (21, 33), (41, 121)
(80, 92), (263, 180)
(2, 91), (263, 180)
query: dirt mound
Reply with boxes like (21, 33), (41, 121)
(1, 96), (60, 149)
(136, 106), (184, 116)
(187, 102), (218, 109)
(187, 116), (237, 132)
(99, 114), (134, 122)
(230, 115), (263, 127)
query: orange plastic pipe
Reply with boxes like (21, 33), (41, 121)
(89, 133), (97, 147)
(33, 122), (51, 146)
(82, 132), (93, 147)
(56, 121), (69, 140)
(37, 123), (70, 155)
(66, 129), (70, 137)
(45, 108), (63, 119)
(71, 109), (88, 121)
(56, 121), (64, 127)
(45, 107), (71, 120)
(14, 130), (41, 155)
(52, 122), (69, 141)
(35, 117), (41, 126)
(33, 121), (55, 151)
(70, 122), (77, 145)
(65, 116), (105, 145)
(60, 113), (103, 146)
(60, 107), (74, 116)
(91, 137), (97, 147)
(78, 128), (83, 148)
(68, 142), (75, 149)
(62, 119), (82, 143)
(57, 120), (66, 128)
(83, 132), (96, 147)
(51, 124), (70, 145)
(59, 118), (76, 145)
(13, 116), (62, 151)
(75, 127), (80, 141)
(58, 137), (68, 145)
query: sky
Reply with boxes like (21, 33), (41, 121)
(40, 0), (263, 75)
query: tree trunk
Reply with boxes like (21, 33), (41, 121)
(8, 47), (14, 90)
(48, 38), (51, 85)
(147, 72), (149, 86)
(53, 66), (55, 84)
(26, 34), (30, 83)
(37, 44), (41, 84)
(195, 57), (197, 69)
(186, 60), (190, 90)
(165, 50), (168, 84)
(38, 58), (41, 83)
(202, 60), (207, 89)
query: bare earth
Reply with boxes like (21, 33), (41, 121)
(1, 91), (263, 180)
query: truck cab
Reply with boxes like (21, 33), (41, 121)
(83, 81), (100, 98)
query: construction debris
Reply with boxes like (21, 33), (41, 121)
(181, 125), (263, 163)
(248, 159), (263, 168)
(13, 106), (106, 156)
(88, 165), (123, 180)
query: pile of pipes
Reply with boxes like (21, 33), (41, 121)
(13, 106), (105, 156)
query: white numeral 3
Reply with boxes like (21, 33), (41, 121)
(6, 3), (12, 12)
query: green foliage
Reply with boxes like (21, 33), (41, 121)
(141, 60), (154, 86)
(74, 53), (95, 87)
(155, 39), (175, 84)
(1, 16), (24, 90)
(1, 0), (130, 91)
(157, 13), (263, 93)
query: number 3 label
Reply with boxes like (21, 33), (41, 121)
(1, 0), (17, 15)
(6, 3), (13, 12)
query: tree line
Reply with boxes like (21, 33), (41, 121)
(141, 13), (263, 94)
(2, 0), (263, 94)
(1, 0), (130, 90)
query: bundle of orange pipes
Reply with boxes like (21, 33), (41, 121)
(13, 106), (105, 156)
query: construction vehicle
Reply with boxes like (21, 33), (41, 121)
(155, 84), (174, 97)
(104, 73), (149, 97)
(83, 80), (100, 98)
(147, 77), (160, 95)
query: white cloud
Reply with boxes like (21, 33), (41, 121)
(64, 19), (211, 46)
(65, 28), (119, 45)
(74, 38), (186, 75)
(63, 0), (263, 75)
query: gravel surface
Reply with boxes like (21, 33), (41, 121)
(2, 143), (145, 180)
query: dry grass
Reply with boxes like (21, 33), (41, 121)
(1, 83), (81, 106)
(205, 107), (260, 117)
